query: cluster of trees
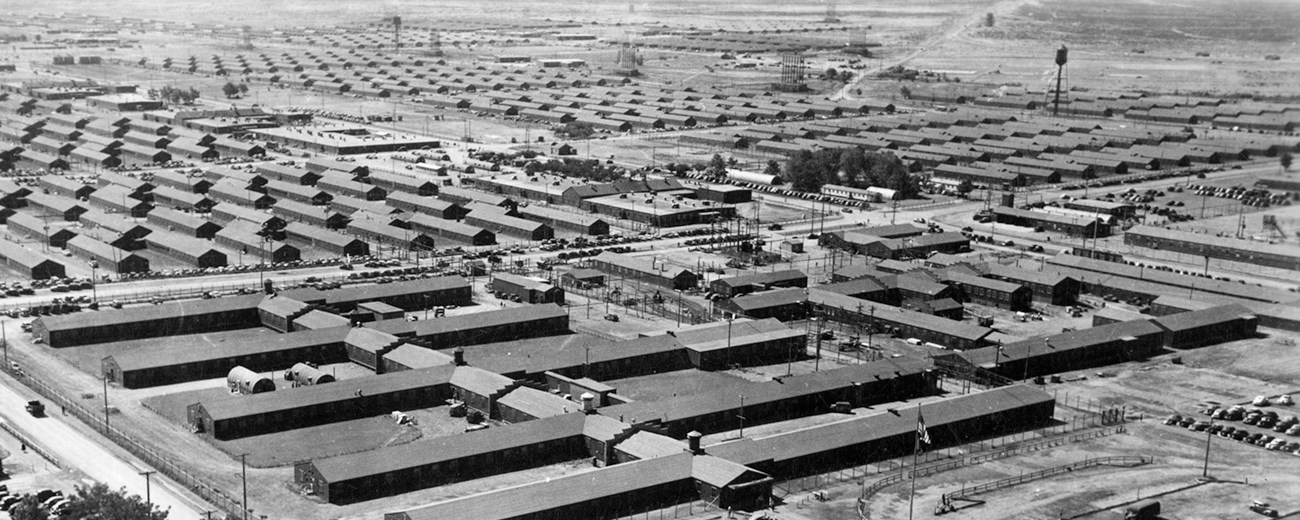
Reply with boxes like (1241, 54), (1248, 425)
(822, 67), (853, 82)
(147, 86), (200, 105)
(783, 148), (922, 199)
(554, 122), (597, 139)
(524, 157), (624, 182)
(9, 483), (167, 520)
(221, 82), (250, 98)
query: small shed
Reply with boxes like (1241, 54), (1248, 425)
(227, 366), (275, 394)
(283, 362), (336, 388)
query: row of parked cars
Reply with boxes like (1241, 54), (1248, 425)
(1165, 395), (1300, 454)
(0, 487), (67, 516)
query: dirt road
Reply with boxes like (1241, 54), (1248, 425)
(0, 377), (207, 519)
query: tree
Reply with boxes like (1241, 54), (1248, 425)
(986, 12), (995, 27)
(900, 86), (912, 99)
(1282, 152), (1293, 171)
(221, 82), (240, 98)
(555, 122), (595, 139)
(57, 483), (167, 520)
(238, 83), (250, 95)
(7, 495), (49, 520)
(763, 160), (782, 176)
(957, 179), (975, 196)
(706, 153), (728, 178)
(824, 67), (838, 80)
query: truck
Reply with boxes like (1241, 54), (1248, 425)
(1123, 500), (1160, 520)
(25, 400), (44, 417)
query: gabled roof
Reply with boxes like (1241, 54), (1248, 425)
(450, 365), (516, 397)
(1150, 304), (1256, 332)
(617, 430), (686, 460)
(200, 364), (455, 421)
(497, 386), (578, 419)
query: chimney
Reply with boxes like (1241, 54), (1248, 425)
(453, 346), (466, 366)
(687, 431), (703, 454)
(580, 392), (596, 414)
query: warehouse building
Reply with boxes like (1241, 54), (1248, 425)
(7, 213), (77, 248)
(215, 220), (301, 263)
(26, 193), (88, 221)
(674, 318), (806, 370)
(265, 179), (332, 206)
(344, 327), (404, 371)
(66, 235), (149, 273)
(491, 272), (564, 304)
(591, 251), (698, 290)
(285, 222), (370, 256)
(465, 211), (554, 241)
(207, 180), (274, 209)
(292, 309), (351, 331)
(87, 184), (152, 218)
(710, 270), (807, 298)
(274, 199), (348, 229)
(600, 358), (933, 438)
(1124, 225), (1300, 271)
(257, 296), (312, 332)
(279, 276), (471, 313)
(959, 318), (1166, 380)
(715, 288), (808, 322)
(944, 273), (1032, 311)
(1150, 304), (1258, 349)
(980, 263), (1079, 305)
(381, 344), (453, 373)
(187, 365), (455, 439)
(438, 186), (517, 212)
(367, 304), (569, 348)
(150, 185), (216, 212)
(516, 205), (609, 236)
(405, 214), (495, 246)
(386, 192), (466, 220)
(145, 232), (227, 268)
(296, 412), (596, 504)
(147, 208), (222, 238)
(34, 293), (264, 348)
(808, 289), (992, 350)
(696, 184), (752, 204)
(346, 219), (436, 253)
(452, 334), (687, 383)
(212, 204), (285, 230)
(708, 385), (1054, 480)
(993, 207), (1110, 238)
(40, 176), (97, 200)
(367, 171), (437, 197)
(0, 241), (65, 279)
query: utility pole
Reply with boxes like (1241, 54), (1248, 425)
(240, 453), (249, 520)
(139, 470), (155, 510)
(737, 395), (746, 438)
(102, 375), (110, 431)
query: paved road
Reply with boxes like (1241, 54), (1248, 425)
(0, 375), (206, 519)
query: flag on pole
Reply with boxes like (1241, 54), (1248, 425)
(917, 411), (931, 445)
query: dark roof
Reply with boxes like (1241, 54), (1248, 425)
(200, 364), (456, 421)
(313, 412), (589, 483)
(599, 358), (928, 426)
(730, 288), (806, 311)
(808, 289), (992, 342)
(108, 325), (349, 372)
(1150, 304), (1256, 332)
(714, 270), (806, 290)
(398, 452), (694, 520)
(961, 318), (1165, 367)
(369, 304), (567, 338)
(37, 294), (263, 333)
(709, 385), (1052, 465)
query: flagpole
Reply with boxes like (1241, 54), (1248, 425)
(908, 403), (921, 520)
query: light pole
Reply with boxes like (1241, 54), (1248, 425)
(89, 259), (99, 302)
(1202, 418), (1213, 478)
(737, 395), (746, 438)
(102, 374), (110, 431)
(724, 313), (734, 370)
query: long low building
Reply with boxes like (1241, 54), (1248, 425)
(591, 251), (698, 291)
(66, 235), (150, 273)
(599, 358), (933, 438)
(365, 304), (570, 347)
(278, 276), (472, 313)
(993, 206), (1109, 238)
(0, 241), (65, 279)
(808, 289), (992, 350)
(957, 318), (1166, 379)
(516, 205), (609, 236)
(285, 222), (370, 256)
(188, 365), (456, 440)
(1124, 225), (1300, 272)
(102, 325), (351, 388)
(145, 231), (228, 268)
(33, 293), (264, 348)
(710, 270), (807, 298)
(707, 385), (1054, 477)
